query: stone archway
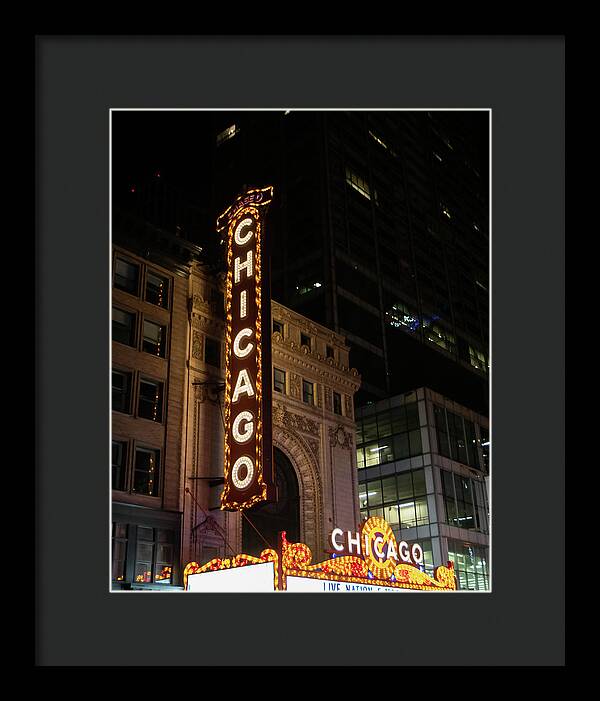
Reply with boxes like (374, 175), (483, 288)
(272, 425), (323, 558)
(241, 448), (300, 556)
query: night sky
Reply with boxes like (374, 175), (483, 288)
(111, 109), (489, 212)
(111, 110), (215, 205)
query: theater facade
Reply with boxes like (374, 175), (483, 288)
(182, 263), (362, 570)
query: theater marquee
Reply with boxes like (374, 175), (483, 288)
(217, 187), (276, 511)
(184, 516), (457, 592)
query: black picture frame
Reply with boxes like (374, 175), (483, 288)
(36, 35), (564, 667)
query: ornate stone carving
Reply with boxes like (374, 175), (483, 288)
(272, 403), (285, 427)
(192, 293), (211, 311)
(272, 331), (283, 344)
(316, 384), (323, 410)
(194, 382), (221, 404)
(289, 372), (301, 399)
(344, 394), (354, 420)
(192, 331), (203, 360)
(324, 386), (333, 412)
(305, 436), (320, 457)
(329, 425), (353, 450)
(273, 403), (320, 437)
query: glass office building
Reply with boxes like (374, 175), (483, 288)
(355, 387), (490, 591)
(210, 110), (489, 413)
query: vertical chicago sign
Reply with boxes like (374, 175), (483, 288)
(217, 186), (276, 511)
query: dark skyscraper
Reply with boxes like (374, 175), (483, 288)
(208, 110), (489, 412)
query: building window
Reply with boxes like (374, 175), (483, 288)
(333, 391), (342, 415)
(385, 301), (420, 333)
(469, 346), (487, 373)
(138, 378), (164, 422)
(434, 405), (451, 458)
(145, 271), (170, 309)
(113, 257), (139, 295)
(273, 320), (284, 337)
(133, 447), (160, 497)
(441, 470), (485, 532)
(274, 368), (286, 393)
(355, 401), (422, 468)
(368, 130), (389, 151)
(142, 320), (167, 358)
(447, 539), (489, 590)
(448, 411), (468, 465)
(359, 468), (429, 532)
(345, 167), (371, 200)
(302, 379), (314, 405)
(300, 332), (312, 349)
(326, 345), (335, 359)
(479, 426), (490, 472)
(434, 405), (482, 470)
(154, 530), (174, 584)
(112, 370), (132, 414)
(134, 527), (174, 584)
(112, 523), (128, 582)
(423, 322), (455, 353)
(204, 337), (221, 368)
(112, 440), (127, 491)
(464, 420), (480, 469)
(216, 124), (239, 145)
(112, 307), (136, 347)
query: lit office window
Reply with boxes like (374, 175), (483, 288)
(368, 130), (389, 151)
(359, 469), (429, 531)
(469, 346), (488, 373)
(345, 167), (371, 200)
(216, 124), (239, 145)
(423, 322), (455, 353)
(385, 302), (420, 332)
(355, 402), (422, 467)
(447, 539), (489, 590)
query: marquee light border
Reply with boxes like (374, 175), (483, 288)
(184, 516), (457, 592)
